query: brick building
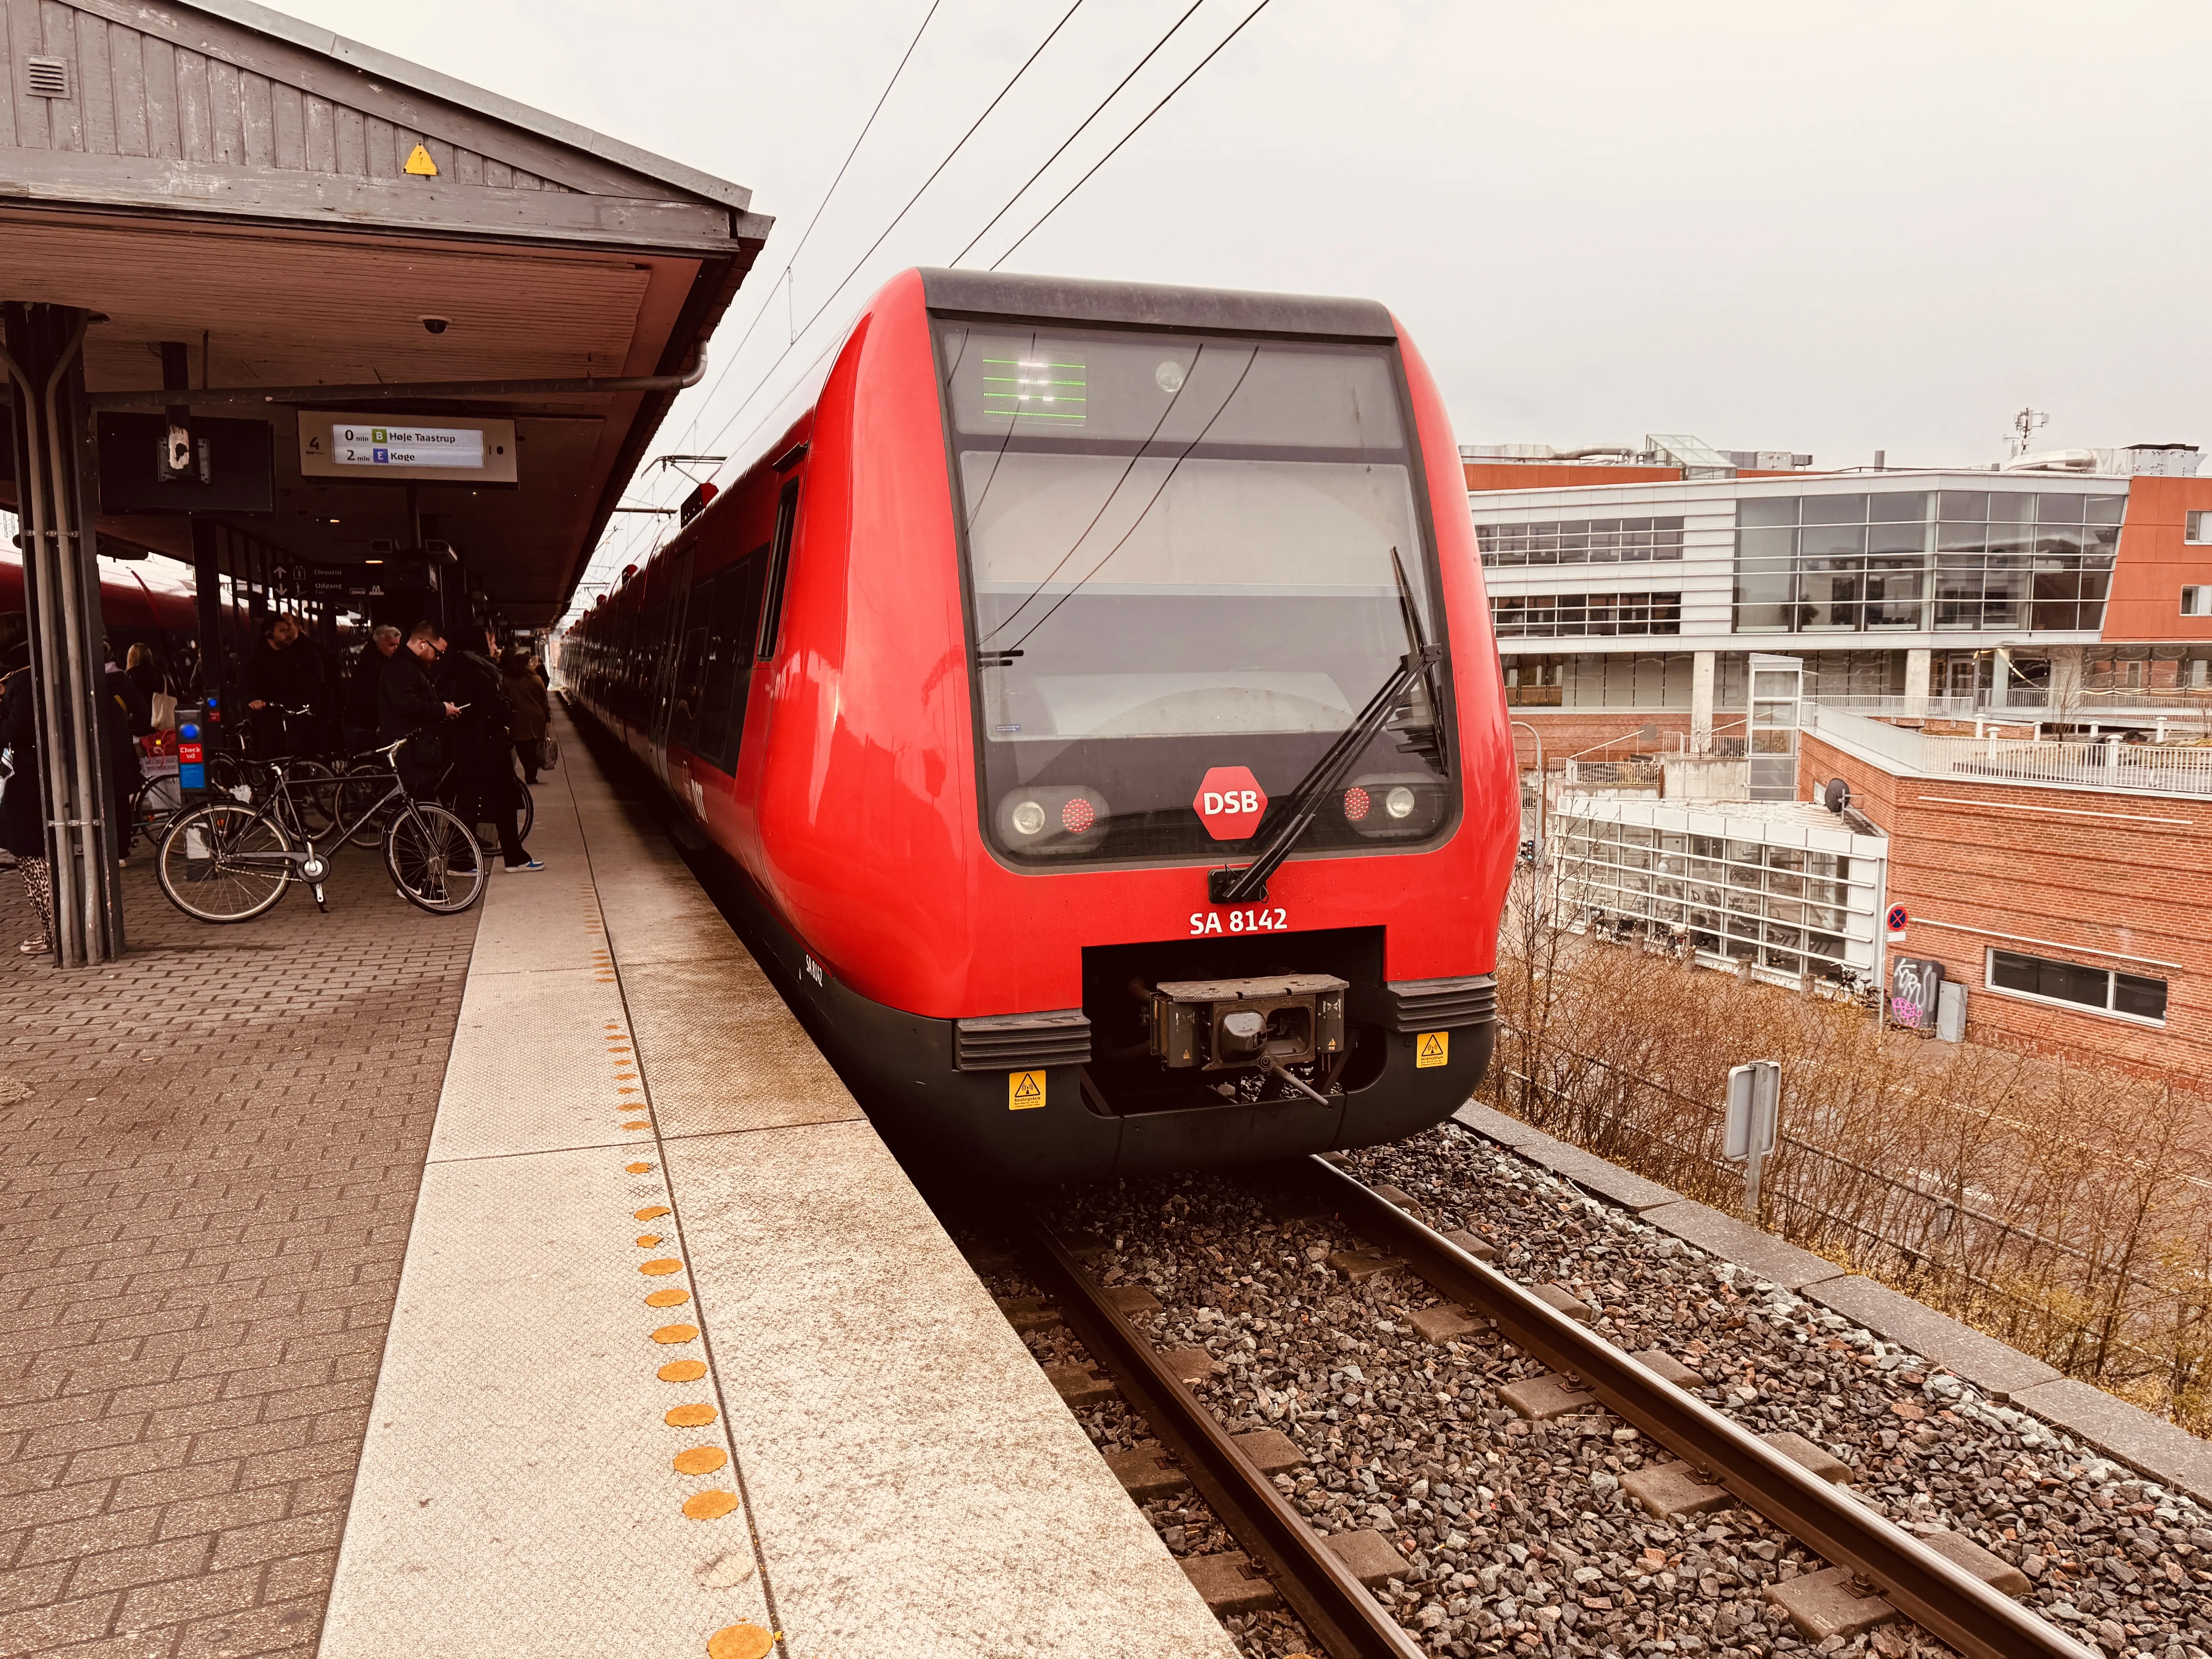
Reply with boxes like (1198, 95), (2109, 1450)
(1796, 708), (2209, 1080)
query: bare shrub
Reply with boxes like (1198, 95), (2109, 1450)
(1484, 872), (2212, 1432)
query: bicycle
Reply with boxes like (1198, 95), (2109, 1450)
(326, 743), (533, 851)
(153, 738), (486, 922)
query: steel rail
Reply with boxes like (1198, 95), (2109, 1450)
(1021, 1219), (1426, 1659)
(1305, 1156), (2095, 1659)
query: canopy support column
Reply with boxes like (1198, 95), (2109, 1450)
(3, 302), (121, 965)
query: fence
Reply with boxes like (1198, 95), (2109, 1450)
(1486, 897), (2212, 1429)
(1486, 1029), (2192, 1390)
(1920, 734), (2212, 797)
(1807, 702), (2212, 798)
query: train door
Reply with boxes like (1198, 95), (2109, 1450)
(646, 548), (694, 783)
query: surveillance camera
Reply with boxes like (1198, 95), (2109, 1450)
(420, 316), (450, 336)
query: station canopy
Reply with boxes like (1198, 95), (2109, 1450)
(0, 0), (768, 624)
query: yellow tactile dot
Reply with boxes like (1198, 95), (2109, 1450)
(658, 1360), (708, 1382)
(635, 1234), (664, 1247)
(650, 1324), (699, 1345)
(640, 1258), (684, 1276)
(665, 1403), (717, 1427)
(645, 1288), (690, 1308)
(683, 1489), (739, 1521)
(625, 1161), (653, 1174)
(635, 1206), (671, 1221)
(708, 1625), (773, 1659)
(672, 1446), (728, 1476)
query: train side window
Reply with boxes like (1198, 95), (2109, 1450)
(756, 479), (801, 658)
(668, 576), (714, 755)
(700, 554), (768, 773)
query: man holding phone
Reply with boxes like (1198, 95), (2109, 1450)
(378, 621), (459, 800)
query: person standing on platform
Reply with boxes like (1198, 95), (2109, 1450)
(243, 613), (326, 756)
(378, 622), (459, 803)
(343, 625), (402, 757)
(101, 642), (151, 864)
(501, 649), (551, 785)
(440, 627), (541, 873)
(0, 641), (53, 954)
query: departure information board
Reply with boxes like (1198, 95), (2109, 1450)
(297, 412), (518, 484)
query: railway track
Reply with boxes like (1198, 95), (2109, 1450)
(1020, 1154), (2096, 1659)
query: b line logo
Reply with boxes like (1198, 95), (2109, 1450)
(1193, 766), (1267, 841)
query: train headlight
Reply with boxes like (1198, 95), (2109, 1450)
(1342, 773), (1448, 840)
(995, 785), (1110, 855)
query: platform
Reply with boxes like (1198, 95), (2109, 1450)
(0, 710), (1229, 1659)
(314, 707), (1233, 1659)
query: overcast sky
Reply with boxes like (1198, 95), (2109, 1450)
(276, 0), (2212, 599)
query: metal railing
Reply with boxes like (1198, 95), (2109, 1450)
(1807, 702), (2212, 797)
(1816, 688), (2212, 720)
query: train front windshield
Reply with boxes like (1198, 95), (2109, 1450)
(936, 322), (1458, 869)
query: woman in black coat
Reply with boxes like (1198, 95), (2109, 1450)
(0, 648), (53, 955)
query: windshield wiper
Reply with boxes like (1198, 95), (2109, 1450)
(1209, 548), (1446, 906)
(1209, 641), (1443, 905)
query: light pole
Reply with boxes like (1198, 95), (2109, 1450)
(1510, 719), (1546, 864)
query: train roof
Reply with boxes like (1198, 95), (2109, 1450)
(917, 268), (1398, 342)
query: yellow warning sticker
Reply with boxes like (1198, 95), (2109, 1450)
(1416, 1031), (1448, 1068)
(1008, 1070), (1046, 1110)
(403, 142), (439, 177)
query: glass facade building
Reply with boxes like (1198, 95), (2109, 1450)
(1733, 489), (2121, 635)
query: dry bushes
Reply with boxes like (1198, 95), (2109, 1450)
(1482, 875), (2212, 1432)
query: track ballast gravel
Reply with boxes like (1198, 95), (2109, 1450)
(1018, 1120), (2212, 1659)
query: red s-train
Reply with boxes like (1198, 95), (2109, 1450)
(560, 269), (1516, 1179)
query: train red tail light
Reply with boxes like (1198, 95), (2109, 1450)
(1343, 785), (1371, 821)
(1060, 797), (1096, 834)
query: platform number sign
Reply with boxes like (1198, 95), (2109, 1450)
(1008, 1070), (1046, 1110)
(1416, 1031), (1448, 1069)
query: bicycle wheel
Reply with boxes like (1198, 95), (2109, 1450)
(289, 759), (340, 836)
(335, 768), (398, 848)
(155, 802), (294, 923)
(386, 801), (487, 914)
(205, 750), (251, 802)
(130, 775), (182, 853)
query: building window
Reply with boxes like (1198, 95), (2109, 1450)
(1479, 517), (1684, 567)
(1986, 948), (2167, 1024)
(2185, 586), (2211, 617)
(1733, 489), (2121, 635)
(2188, 510), (2212, 544)
(1549, 815), (1879, 986)
(1492, 592), (1681, 638)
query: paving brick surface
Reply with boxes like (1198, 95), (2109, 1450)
(0, 855), (476, 1658)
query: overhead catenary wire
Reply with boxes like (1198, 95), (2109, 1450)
(691, 0), (1089, 464)
(948, 0), (1208, 268)
(989, 0), (1273, 271)
(675, 0), (944, 450)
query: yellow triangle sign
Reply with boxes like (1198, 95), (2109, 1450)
(1416, 1031), (1448, 1068)
(1008, 1070), (1045, 1109)
(404, 143), (439, 177)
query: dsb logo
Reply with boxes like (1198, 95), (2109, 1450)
(1193, 766), (1268, 840)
